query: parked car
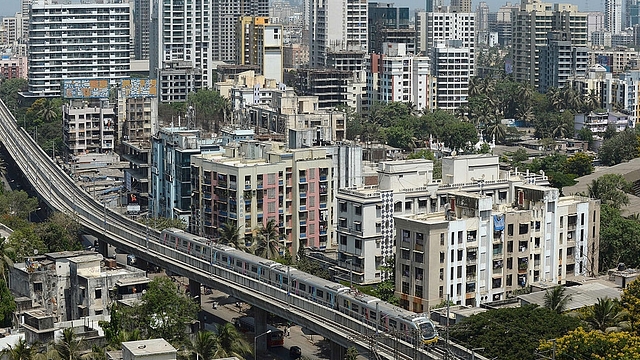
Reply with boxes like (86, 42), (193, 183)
(289, 346), (301, 359)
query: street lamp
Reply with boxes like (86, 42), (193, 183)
(254, 329), (271, 360)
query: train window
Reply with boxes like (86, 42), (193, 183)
(317, 290), (324, 298)
(343, 299), (349, 307)
(222, 255), (228, 262)
(400, 323), (406, 331)
(195, 245), (201, 252)
(352, 304), (359, 313)
(251, 265), (258, 273)
(299, 283), (306, 291)
(236, 260), (242, 267)
(283, 277), (288, 284)
(389, 320), (397, 328)
(182, 240), (188, 247)
(370, 312), (377, 320)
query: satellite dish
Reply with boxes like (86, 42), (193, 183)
(34, 249), (38, 255)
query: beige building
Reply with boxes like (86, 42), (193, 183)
(395, 186), (600, 312)
(62, 99), (116, 163)
(122, 339), (177, 360)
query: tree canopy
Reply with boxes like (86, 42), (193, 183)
(449, 305), (581, 360)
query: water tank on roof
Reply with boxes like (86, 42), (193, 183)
(618, 263), (627, 271)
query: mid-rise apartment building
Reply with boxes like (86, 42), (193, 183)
(368, 2), (412, 54)
(512, 1), (588, 88)
(27, 0), (132, 97)
(395, 187), (600, 311)
(335, 154), (553, 286)
(191, 142), (334, 255)
(0, 55), (28, 80)
(62, 99), (116, 162)
(432, 40), (471, 110)
(368, 43), (435, 111)
(150, 128), (220, 222)
(605, 0), (622, 34)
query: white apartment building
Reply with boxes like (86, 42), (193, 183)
(27, 0), (132, 97)
(605, 0), (622, 34)
(149, 0), (213, 94)
(368, 43), (435, 111)
(335, 155), (553, 286)
(432, 40), (471, 111)
(416, 10), (475, 75)
(62, 99), (116, 162)
(395, 187), (600, 312)
(309, 0), (368, 67)
(237, 17), (284, 83)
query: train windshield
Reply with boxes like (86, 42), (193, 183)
(420, 322), (436, 340)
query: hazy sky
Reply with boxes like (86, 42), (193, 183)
(1, 0), (603, 18)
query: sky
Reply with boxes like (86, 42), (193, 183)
(1, 0), (603, 18)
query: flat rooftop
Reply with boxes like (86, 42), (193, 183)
(518, 280), (622, 311)
(122, 339), (176, 356)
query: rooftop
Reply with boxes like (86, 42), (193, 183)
(518, 280), (622, 311)
(122, 339), (176, 356)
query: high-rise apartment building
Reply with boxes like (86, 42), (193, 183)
(627, 0), (640, 28)
(212, 0), (269, 63)
(605, 0), (622, 34)
(133, 0), (151, 60)
(451, 0), (471, 13)
(539, 32), (589, 92)
(416, 10), (475, 74)
(512, 1), (587, 88)
(588, 12), (605, 46)
(395, 187), (600, 311)
(368, 2), (413, 54)
(237, 17), (284, 83)
(150, 0), (213, 94)
(309, 0), (368, 67)
(27, 0), (132, 97)
(475, 2), (490, 45)
(432, 40), (472, 110)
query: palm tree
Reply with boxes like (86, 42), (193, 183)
(544, 286), (572, 314)
(0, 237), (14, 282)
(218, 222), (243, 250)
(486, 119), (507, 144)
(552, 120), (571, 139)
(518, 83), (534, 107)
(516, 104), (535, 125)
(582, 297), (628, 332)
(1, 338), (38, 360)
(585, 89), (601, 112)
(186, 331), (218, 360)
(54, 328), (84, 360)
(211, 323), (251, 359)
(36, 98), (59, 123)
(252, 219), (280, 260)
(547, 87), (563, 111)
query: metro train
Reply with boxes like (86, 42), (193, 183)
(161, 227), (438, 345)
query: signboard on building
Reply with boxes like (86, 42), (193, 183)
(127, 192), (140, 214)
(62, 79), (110, 99)
(120, 78), (157, 98)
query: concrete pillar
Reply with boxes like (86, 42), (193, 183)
(188, 279), (201, 302)
(97, 239), (108, 257)
(330, 340), (346, 360)
(254, 307), (269, 355)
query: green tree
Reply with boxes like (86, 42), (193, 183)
(5, 227), (48, 262)
(566, 152), (594, 177)
(371, 280), (398, 305)
(0, 237), (14, 282)
(587, 174), (631, 209)
(544, 286), (572, 314)
(581, 297), (627, 332)
(0, 78), (28, 113)
(37, 212), (82, 252)
(598, 128), (639, 166)
(344, 347), (358, 360)
(598, 204), (640, 271)
(137, 277), (200, 342)
(576, 127), (594, 150)
(407, 149), (435, 160)
(510, 148), (529, 164)
(140, 217), (187, 231)
(36, 98), (61, 123)
(1, 338), (37, 360)
(54, 328), (84, 360)
(185, 330), (218, 360)
(449, 305), (581, 360)
(252, 219), (281, 260)
(0, 191), (39, 219)
(212, 323), (252, 359)
(0, 279), (15, 327)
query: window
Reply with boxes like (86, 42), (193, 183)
(299, 283), (306, 291)
(340, 235), (347, 245)
(519, 223), (529, 234)
(415, 285), (423, 298)
(340, 202), (347, 212)
(401, 249), (410, 260)
(508, 224), (514, 236)
(34, 282), (43, 292)
(415, 268), (424, 280)
(416, 232), (424, 245)
(402, 282), (410, 293)
(440, 251), (445, 263)
(354, 205), (362, 215)
(355, 239), (362, 249)
(440, 233), (445, 246)
(95, 289), (102, 299)
(439, 268), (444, 280)
(414, 252), (424, 263)
(402, 230), (411, 242)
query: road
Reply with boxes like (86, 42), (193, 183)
(199, 288), (332, 360)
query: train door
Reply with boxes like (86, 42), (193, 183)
(310, 286), (316, 301)
(163, 233), (168, 245)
